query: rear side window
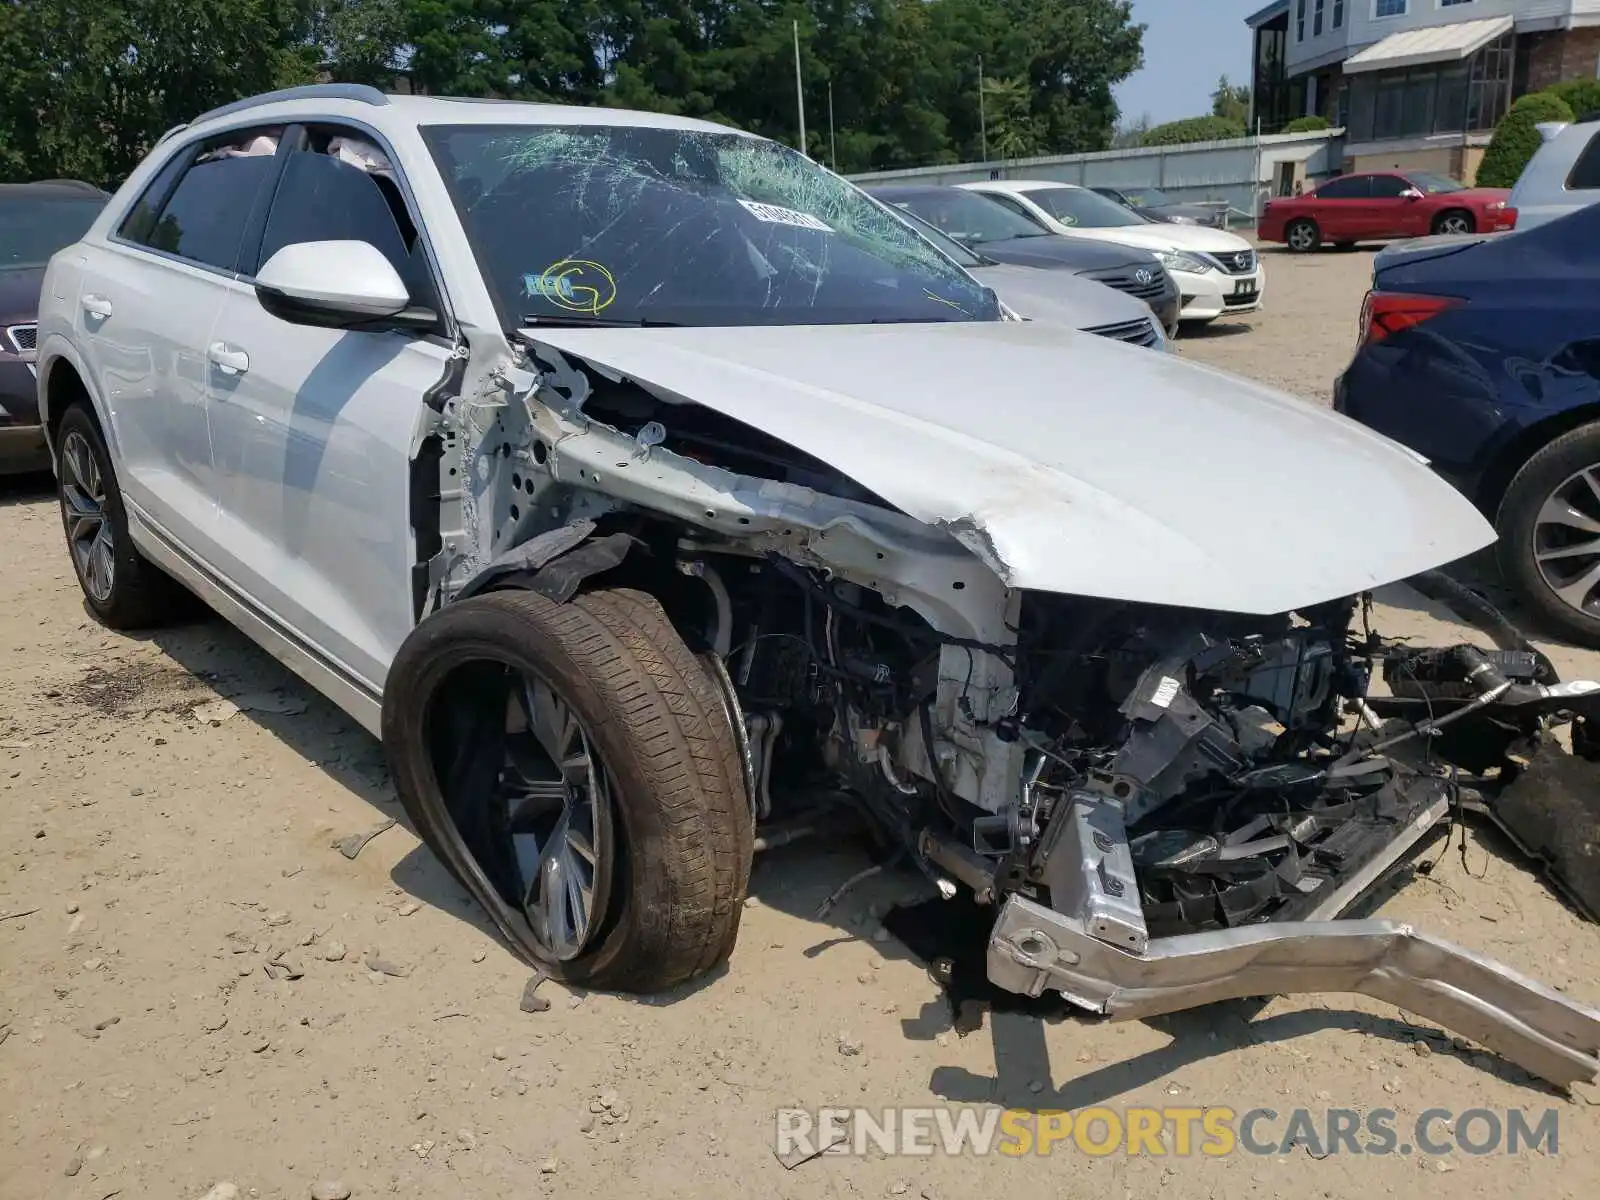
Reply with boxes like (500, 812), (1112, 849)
(1315, 175), (1371, 199)
(1567, 130), (1600, 191)
(122, 132), (281, 272)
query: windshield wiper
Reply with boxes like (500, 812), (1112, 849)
(520, 314), (682, 328)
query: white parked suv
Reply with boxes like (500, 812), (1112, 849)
(959, 179), (1265, 324)
(32, 86), (1600, 1077)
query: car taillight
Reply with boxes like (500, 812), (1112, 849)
(1359, 289), (1462, 346)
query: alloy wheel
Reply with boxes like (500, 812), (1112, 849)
(1438, 214), (1473, 235)
(1532, 464), (1600, 618)
(60, 429), (115, 603)
(499, 671), (616, 960)
(1287, 223), (1316, 251)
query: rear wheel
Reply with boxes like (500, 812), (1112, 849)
(54, 403), (188, 629)
(1433, 209), (1476, 236)
(382, 587), (754, 991)
(1285, 219), (1321, 253)
(1497, 422), (1600, 648)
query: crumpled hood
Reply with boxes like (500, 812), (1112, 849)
(526, 321), (1494, 615)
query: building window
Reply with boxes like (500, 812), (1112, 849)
(1314, 0), (1325, 37)
(1373, 0), (1408, 18)
(1343, 31), (1512, 141)
(1334, 0), (1345, 28)
(1297, 0), (1307, 42)
(1439, 0), (1475, 7)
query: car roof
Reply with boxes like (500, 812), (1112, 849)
(964, 179), (1078, 193)
(182, 86), (755, 142)
(0, 180), (108, 201)
(861, 184), (950, 199)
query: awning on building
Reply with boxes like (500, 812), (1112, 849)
(1343, 15), (1514, 75)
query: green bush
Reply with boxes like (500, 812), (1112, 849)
(1140, 115), (1248, 147)
(1283, 115), (1330, 134)
(1477, 91), (1575, 188)
(1546, 78), (1600, 120)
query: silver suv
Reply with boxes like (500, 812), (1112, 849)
(1507, 114), (1600, 230)
(32, 85), (1600, 1084)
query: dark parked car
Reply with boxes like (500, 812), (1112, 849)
(1334, 202), (1600, 645)
(1, 180), (109, 473)
(864, 183), (1181, 335)
(1090, 185), (1228, 229)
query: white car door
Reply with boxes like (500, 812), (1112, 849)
(201, 124), (456, 692)
(72, 129), (283, 543)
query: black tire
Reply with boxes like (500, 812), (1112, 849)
(54, 403), (188, 630)
(382, 586), (753, 992)
(1432, 209), (1476, 236)
(1496, 422), (1600, 648)
(1285, 218), (1322, 253)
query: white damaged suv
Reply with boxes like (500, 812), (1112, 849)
(34, 86), (1600, 1085)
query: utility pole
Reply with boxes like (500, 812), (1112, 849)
(828, 81), (837, 171)
(793, 20), (807, 157)
(978, 54), (988, 162)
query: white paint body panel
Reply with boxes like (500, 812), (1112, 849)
(526, 321), (1495, 616)
(204, 276), (452, 690)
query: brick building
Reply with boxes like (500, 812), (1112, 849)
(1247, 1), (1600, 182)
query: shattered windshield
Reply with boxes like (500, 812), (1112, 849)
(422, 123), (999, 328)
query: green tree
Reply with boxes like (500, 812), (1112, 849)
(982, 74), (1040, 159)
(1141, 114), (1246, 147)
(1545, 77), (1600, 121)
(1211, 74), (1250, 124)
(0, 0), (318, 186)
(1477, 91), (1575, 188)
(1283, 114), (1329, 134)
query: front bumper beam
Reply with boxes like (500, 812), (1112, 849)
(988, 894), (1600, 1088)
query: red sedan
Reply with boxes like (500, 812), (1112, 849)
(1258, 170), (1517, 252)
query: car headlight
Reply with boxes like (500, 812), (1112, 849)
(1165, 215), (1200, 225)
(1485, 200), (1507, 211)
(1154, 249), (1214, 275)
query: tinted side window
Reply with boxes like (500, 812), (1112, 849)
(255, 145), (436, 310)
(1568, 130), (1600, 191)
(983, 192), (1048, 227)
(1370, 175), (1409, 198)
(118, 151), (190, 246)
(1315, 176), (1371, 199)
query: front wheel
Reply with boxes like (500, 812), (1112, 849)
(1497, 423), (1600, 648)
(1285, 219), (1321, 253)
(1433, 210), (1476, 236)
(382, 587), (754, 991)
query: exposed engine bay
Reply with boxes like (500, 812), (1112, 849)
(418, 328), (1600, 1089)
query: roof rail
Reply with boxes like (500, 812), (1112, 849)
(190, 83), (390, 126)
(155, 123), (188, 146)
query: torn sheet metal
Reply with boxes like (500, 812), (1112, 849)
(989, 894), (1600, 1088)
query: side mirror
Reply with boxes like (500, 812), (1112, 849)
(255, 240), (414, 328)
(1401, 188), (1424, 201)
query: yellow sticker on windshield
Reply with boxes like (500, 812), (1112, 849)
(535, 259), (618, 315)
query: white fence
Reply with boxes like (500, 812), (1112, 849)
(847, 129), (1347, 226)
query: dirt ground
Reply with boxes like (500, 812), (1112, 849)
(2, 244), (1597, 1200)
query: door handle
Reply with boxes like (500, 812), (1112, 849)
(207, 342), (250, 375)
(81, 294), (113, 319)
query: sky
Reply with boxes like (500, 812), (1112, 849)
(1114, 0), (1263, 128)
